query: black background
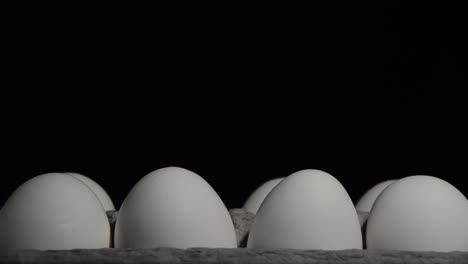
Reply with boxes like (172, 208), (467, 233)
(1, 3), (467, 209)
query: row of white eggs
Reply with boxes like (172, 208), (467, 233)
(1, 167), (467, 252)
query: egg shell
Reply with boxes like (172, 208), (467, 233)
(247, 169), (362, 250)
(115, 167), (237, 249)
(243, 178), (284, 214)
(355, 180), (396, 213)
(357, 211), (369, 227)
(0, 173), (110, 251)
(366, 175), (468, 251)
(66, 172), (115, 211)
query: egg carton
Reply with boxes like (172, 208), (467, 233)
(3, 248), (468, 264)
(1, 209), (467, 264)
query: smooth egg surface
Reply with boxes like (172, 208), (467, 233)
(66, 172), (115, 211)
(247, 169), (362, 250)
(243, 178), (284, 214)
(366, 175), (468, 251)
(0, 173), (110, 252)
(355, 180), (396, 213)
(115, 167), (237, 249)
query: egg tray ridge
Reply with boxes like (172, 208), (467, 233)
(1, 209), (467, 264)
(3, 247), (468, 264)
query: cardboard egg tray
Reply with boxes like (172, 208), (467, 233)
(1, 209), (467, 264)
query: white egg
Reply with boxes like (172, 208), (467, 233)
(65, 172), (115, 211)
(115, 167), (237, 249)
(367, 175), (468, 251)
(355, 180), (396, 213)
(0, 173), (110, 252)
(247, 169), (362, 250)
(357, 211), (369, 227)
(243, 178), (284, 214)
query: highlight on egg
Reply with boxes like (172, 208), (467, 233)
(65, 172), (115, 211)
(114, 166), (237, 249)
(366, 175), (468, 252)
(0, 173), (111, 252)
(247, 169), (362, 250)
(243, 177), (284, 214)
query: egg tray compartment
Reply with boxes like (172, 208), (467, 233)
(1, 209), (467, 264)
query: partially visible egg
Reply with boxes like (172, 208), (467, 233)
(367, 175), (468, 251)
(243, 178), (284, 214)
(115, 167), (237, 249)
(357, 211), (369, 227)
(0, 173), (110, 252)
(65, 172), (115, 211)
(355, 180), (396, 213)
(247, 169), (362, 250)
